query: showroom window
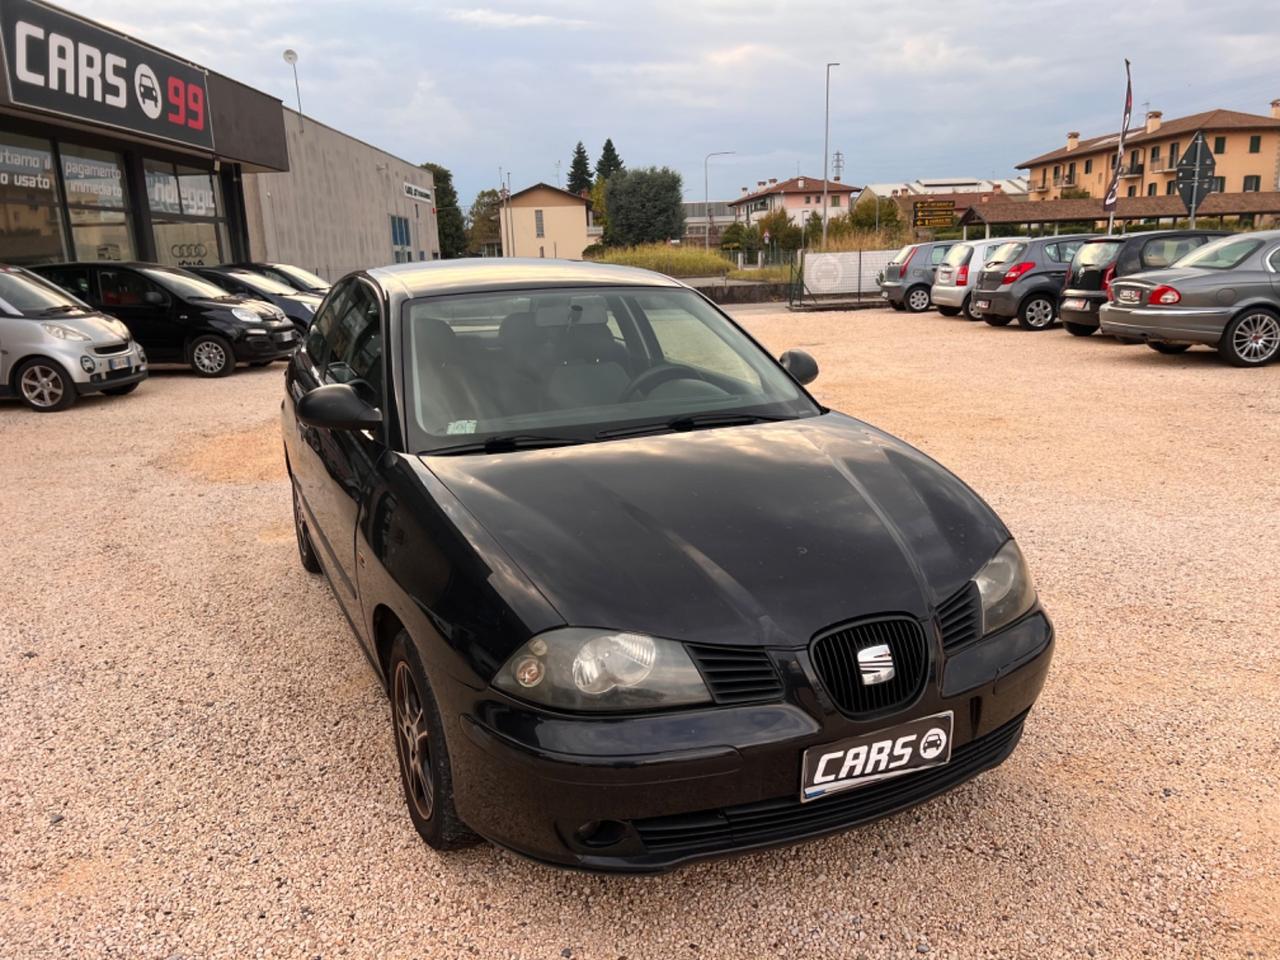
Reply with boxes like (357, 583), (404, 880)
(0, 132), (68, 265)
(390, 214), (411, 262)
(144, 160), (229, 267)
(61, 144), (135, 261)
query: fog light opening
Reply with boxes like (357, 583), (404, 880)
(80, 356), (95, 372)
(574, 819), (627, 848)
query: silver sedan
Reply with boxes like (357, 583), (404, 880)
(1098, 231), (1280, 367)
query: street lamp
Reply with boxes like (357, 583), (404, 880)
(821, 61), (839, 247)
(704, 151), (734, 249)
(283, 49), (303, 132)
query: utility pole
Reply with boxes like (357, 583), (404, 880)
(704, 151), (734, 250)
(821, 62), (839, 247)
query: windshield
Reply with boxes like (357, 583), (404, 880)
(986, 242), (1026, 266)
(140, 266), (232, 300)
(225, 270), (298, 296)
(1174, 236), (1263, 270)
(402, 286), (819, 453)
(1074, 240), (1123, 268)
(942, 244), (972, 268)
(270, 264), (329, 289)
(0, 268), (88, 316)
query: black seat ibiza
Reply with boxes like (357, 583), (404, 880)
(283, 259), (1054, 872)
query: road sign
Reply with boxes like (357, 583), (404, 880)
(1175, 130), (1216, 224)
(913, 198), (955, 228)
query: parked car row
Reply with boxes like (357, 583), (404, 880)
(882, 229), (1280, 367)
(2, 260), (330, 411)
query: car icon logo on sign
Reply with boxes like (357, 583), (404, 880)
(856, 643), (895, 686)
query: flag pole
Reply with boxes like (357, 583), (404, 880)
(1103, 59), (1133, 235)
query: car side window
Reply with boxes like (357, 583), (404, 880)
(1142, 237), (1207, 269)
(323, 280), (383, 401)
(929, 245), (948, 265)
(42, 266), (92, 299)
(303, 280), (353, 372)
(100, 269), (163, 306)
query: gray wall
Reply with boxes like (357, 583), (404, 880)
(242, 108), (438, 280)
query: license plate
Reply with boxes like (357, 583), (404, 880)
(108, 356), (129, 371)
(1062, 298), (1087, 311)
(801, 711), (954, 802)
(880, 291), (888, 299)
(976, 299), (991, 310)
(1117, 288), (1140, 303)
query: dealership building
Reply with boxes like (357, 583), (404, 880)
(0, 0), (438, 278)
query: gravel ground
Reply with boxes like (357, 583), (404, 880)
(2, 310), (1277, 959)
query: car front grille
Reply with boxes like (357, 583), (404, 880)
(94, 342), (129, 355)
(686, 644), (783, 705)
(937, 583), (981, 650)
(633, 710), (1029, 856)
(810, 616), (928, 715)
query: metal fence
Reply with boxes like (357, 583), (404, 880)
(789, 249), (898, 307)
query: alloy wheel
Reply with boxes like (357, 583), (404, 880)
(193, 341), (228, 374)
(392, 661), (435, 821)
(19, 364), (65, 408)
(907, 288), (930, 311)
(1024, 298), (1055, 328)
(1232, 313), (1280, 364)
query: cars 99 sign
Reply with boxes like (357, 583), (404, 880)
(0, 0), (214, 150)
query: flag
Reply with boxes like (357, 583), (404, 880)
(1102, 59), (1133, 214)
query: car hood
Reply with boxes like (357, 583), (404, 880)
(36, 311), (131, 346)
(422, 413), (1007, 647)
(191, 296), (285, 319)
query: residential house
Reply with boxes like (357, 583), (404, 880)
(1019, 102), (1280, 201)
(499, 183), (601, 260)
(728, 176), (859, 228)
(861, 177), (1028, 198)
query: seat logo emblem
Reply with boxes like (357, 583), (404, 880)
(857, 644), (895, 686)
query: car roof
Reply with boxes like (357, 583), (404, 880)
(1082, 229), (1231, 244)
(365, 257), (686, 299)
(34, 261), (182, 270)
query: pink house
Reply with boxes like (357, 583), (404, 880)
(728, 176), (860, 227)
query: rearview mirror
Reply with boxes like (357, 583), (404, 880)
(296, 383), (382, 431)
(779, 349), (819, 386)
(143, 290), (165, 305)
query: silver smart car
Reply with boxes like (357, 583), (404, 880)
(0, 265), (147, 411)
(1099, 232), (1280, 367)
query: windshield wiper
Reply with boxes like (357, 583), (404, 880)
(597, 411), (792, 440)
(425, 434), (587, 456)
(37, 305), (86, 316)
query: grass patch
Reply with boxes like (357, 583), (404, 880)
(726, 265), (793, 283)
(591, 243), (732, 278)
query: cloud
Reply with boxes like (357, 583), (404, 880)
(441, 8), (593, 29)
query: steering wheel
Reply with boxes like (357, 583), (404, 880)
(620, 363), (706, 401)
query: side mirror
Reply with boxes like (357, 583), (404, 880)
(143, 290), (165, 305)
(296, 383), (382, 431)
(779, 349), (819, 386)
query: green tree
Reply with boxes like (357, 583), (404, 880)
(604, 166), (684, 246)
(567, 141), (593, 195)
(420, 162), (466, 258)
(596, 138), (624, 181)
(589, 178), (611, 243)
(754, 208), (803, 251)
(849, 195), (900, 231)
(466, 188), (502, 255)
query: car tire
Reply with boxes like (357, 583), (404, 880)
(983, 314), (1013, 327)
(962, 296), (982, 321)
(291, 481), (322, 574)
(1064, 322), (1097, 337)
(903, 285), (931, 313)
(189, 335), (235, 377)
(1217, 309), (1280, 367)
(102, 382), (140, 396)
(14, 358), (77, 412)
(1017, 295), (1057, 331)
(388, 630), (479, 852)
(1148, 342), (1191, 355)
(937, 305), (961, 317)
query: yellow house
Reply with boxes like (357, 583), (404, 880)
(1019, 102), (1280, 201)
(499, 182), (598, 260)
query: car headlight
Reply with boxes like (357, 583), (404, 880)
(41, 322), (90, 341)
(231, 307), (262, 324)
(974, 540), (1037, 635)
(493, 628), (712, 712)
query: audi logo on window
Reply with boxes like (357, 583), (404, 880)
(171, 243), (208, 258)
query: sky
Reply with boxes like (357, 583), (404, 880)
(64, 0), (1280, 212)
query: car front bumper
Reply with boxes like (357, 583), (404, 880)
(930, 284), (969, 309)
(234, 327), (301, 362)
(443, 611), (1054, 872)
(71, 342), (148, 393)
(1097, 303), (1234, 344)
(971, 288), (1019, 318)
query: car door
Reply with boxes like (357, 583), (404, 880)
(286, 277), (385, 625)
(97, 267), (181, 360)
(1267, 246), (1280, 300)
(1039, 240), (1079, 288)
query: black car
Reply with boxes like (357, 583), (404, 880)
(283, 259), (1054, 872)
(191, 266), (322, 332)
(1059, 230), (1229, 337)
(35, 262), (299, 377)
(229, 261), (330, 296)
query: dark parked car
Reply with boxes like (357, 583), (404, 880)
(229, 261), (330, 295)
(192, 266), (322, 332)
(35, 262), (299, 377)
(283, 258), (1054, 872)
(1098, 231), (1280, 366)
(1059, 230), (1227, 337)
(880, 241), (955, 312)
(973, 234), (1094, 330)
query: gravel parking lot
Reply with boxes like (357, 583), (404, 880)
(2, 307), (1277, 959)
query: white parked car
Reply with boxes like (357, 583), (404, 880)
(931, 238), (1012, 321)
(0, 265), (146, 412)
